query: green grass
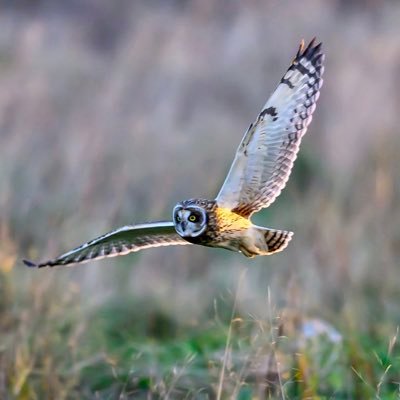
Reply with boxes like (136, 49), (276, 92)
(2, 265), (400, 399)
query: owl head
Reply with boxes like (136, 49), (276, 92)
(173, 200), (209, 238)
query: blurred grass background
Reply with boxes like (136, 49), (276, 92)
(1, 0), (400, 398)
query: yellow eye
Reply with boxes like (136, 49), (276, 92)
(176, 216), (181, 222)
(189, 215), (197, 222)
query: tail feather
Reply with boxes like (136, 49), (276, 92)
(263, 228), (293, 255)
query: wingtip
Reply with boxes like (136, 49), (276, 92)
(297, 39), (305, 57)
(23, 259), (37, 268)
(297, 37), (323, 57)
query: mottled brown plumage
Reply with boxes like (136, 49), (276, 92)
(24, 38), (324, 268)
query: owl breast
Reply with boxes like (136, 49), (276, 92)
(186, 206), (251, 249)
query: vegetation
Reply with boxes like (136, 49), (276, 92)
(1, 1), (400, 398)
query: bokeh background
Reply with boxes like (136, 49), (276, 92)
(1, 0), (400, 398)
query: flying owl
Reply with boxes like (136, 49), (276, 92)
(24, 38), (324, 268)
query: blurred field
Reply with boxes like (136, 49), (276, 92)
(1, 0), (400, 398)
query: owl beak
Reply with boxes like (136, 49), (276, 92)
(181, 221), (187, 230)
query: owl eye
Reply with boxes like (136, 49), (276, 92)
(189, 214), (198, 222)
(176, 215), (182, 222)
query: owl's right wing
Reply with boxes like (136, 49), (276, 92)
(216, 39), (324, 218)
(23, 221), (190, 268)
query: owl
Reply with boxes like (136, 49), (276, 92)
(24, 39), (324, 268)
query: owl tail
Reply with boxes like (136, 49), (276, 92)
(261, 227), (293, 255)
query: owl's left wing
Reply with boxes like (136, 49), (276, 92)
(23, 221), (190, 268)
(216, 39), (324, 217)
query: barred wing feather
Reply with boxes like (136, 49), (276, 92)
(216, 39), (324, 217)
(23, 222), (190, 268)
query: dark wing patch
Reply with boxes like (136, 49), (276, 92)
(260, 106), (278, 122)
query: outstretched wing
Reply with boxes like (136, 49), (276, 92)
(216, 39), (324, 217)
(23, 221), (190, 268)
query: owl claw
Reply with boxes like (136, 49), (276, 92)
(239, 246), (256, 258)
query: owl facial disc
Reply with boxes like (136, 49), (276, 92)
(173, 204), (207, 238)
